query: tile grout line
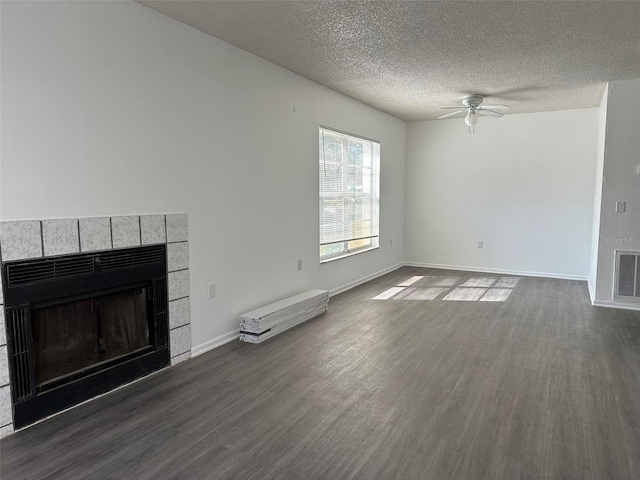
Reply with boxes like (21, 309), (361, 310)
(77, 218), (82, 253)
(109, 217), (114, 250)
(39, 220), (44, 257)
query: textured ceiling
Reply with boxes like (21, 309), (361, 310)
(137, 0), (640, 121)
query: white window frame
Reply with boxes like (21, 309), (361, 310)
(319, 126), (380, 263)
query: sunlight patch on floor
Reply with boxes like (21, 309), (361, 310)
(398, 276), (424, 287)
(396, 287), (449, 300)
(372, 276), (522, 302)
(461, 277), (496, 288)
(433, 277), (460, 287)
(479, 288), (512, 302)
(443, 287), (488, 301)
(372, 286), (406, 300)
(494, 277), (520, 288)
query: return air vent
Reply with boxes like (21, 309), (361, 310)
(5, 246), (165, 287)
(615, 251), (640, 299)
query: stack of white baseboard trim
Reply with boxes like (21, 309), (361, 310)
(239, 289), (329, 344)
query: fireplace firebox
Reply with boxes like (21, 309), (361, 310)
(2, 245), (170, 429)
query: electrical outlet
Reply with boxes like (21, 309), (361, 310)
(297, 259), (302, 271)
(615, 201), (626, 213)
(208, 283), (216, 298)
(478, 240), (484, 249)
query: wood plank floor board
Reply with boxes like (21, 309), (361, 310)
(141, 441), (244, 480)
(275, 403), (398, 479)
(352, 425), (449, 480)
(1, 267), (639, 479)
(209, 453), (307, 480)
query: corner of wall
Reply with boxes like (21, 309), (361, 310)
(588, 83), (609, 303)
(592, 79), (640, 305)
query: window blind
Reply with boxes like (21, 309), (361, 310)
(319, 127), (380, 261)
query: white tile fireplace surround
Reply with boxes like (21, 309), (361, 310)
(0, 213), (192, 437)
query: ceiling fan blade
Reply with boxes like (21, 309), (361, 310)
(438, 109), (466, 119)
(479, 105), (510, 110)
(477, 109), (503, 118)
(440, 106), (465, 109)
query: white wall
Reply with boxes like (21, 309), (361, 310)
(588, 85), (609, 300)
(405, 109), (598, 279)
(593, 78), (640, 304)
(0, 1), (406, 351)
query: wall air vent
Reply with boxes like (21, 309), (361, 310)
(615, 251), (640, 299)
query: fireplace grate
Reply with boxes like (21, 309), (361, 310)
(6, 246), (165, 287)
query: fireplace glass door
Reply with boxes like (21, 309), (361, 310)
(32, 287), (151, 387)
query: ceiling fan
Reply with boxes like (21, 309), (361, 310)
(438, 95), (510, 132)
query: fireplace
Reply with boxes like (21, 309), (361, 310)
(2, 245), (170, 428)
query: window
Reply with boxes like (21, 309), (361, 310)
(319, 127), (380, 262)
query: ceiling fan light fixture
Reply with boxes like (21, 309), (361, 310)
(439, 95), (509, 132)
(465, 110), (478, 132)
(464, 111), (478, 127)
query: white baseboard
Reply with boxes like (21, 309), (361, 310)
(592, 300), (640, 312)
(588, 279), (596, 304)
(191, 329), (240, 357)
(403, 262), (589, 282)
(330, 262), (404, 297)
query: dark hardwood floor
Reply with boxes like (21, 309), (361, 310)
(1, 267), (639, 479)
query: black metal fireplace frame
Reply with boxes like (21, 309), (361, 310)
(1, 245), (170, 429)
